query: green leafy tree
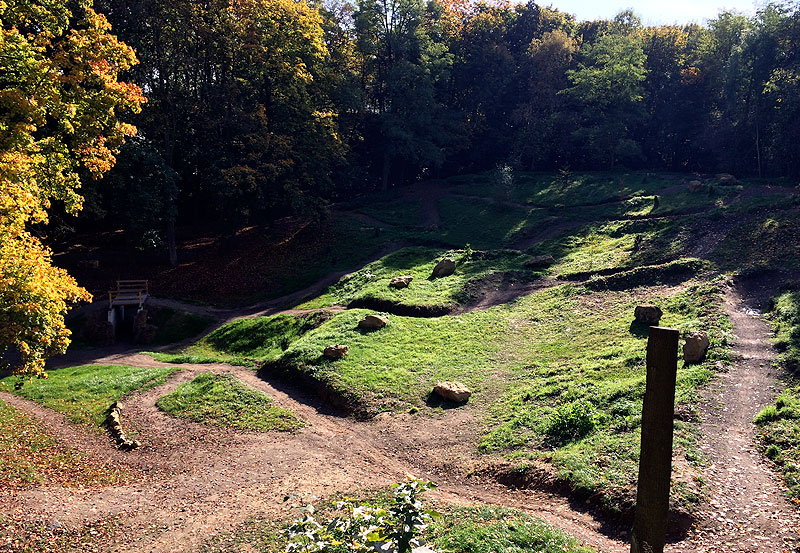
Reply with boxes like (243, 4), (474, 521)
(355, 0), (455, 189)
(563, 27), (648, 168)
(98, 0), (342, 238)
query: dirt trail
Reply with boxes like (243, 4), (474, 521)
(8, 183), (800, 551)
(672, 285), (800, 552)
(1, 354), (627, 553)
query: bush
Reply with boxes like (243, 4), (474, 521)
(285, 477), (438, 553)
(545, 399), (601, 446)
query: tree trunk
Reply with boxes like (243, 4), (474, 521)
(382, 150), (391, 193)
(166, 219), (177, 267)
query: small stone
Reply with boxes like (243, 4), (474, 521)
(634, 305), (663, 326)
(389, 275), (414, 289)
(687, 180), (703, 192)
(433, 381), (472, 403)
(524, 255), (555, 268)
(716, 173), (737, 184)
(323, 344), (349, 359)
(47, 519), (63, 532)
(358, 314), (388, 330)
(431, 258), (456, 278)
(684, 331), (710, 363)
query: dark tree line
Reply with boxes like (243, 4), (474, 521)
(85, 0), (800, 258)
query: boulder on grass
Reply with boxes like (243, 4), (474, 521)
(683, 331), (710, 363)
(433, 381), (471, 403)
(358, 314), (388, 331)
(634, 305), (663, 326)
(323, 344), (349, 359)
(390, 275), (414, 289)
(687, 180), (703, 193)
(716, 173), (737, 185)
(524, 255), (555, 268)
(431, 258), (456, 279)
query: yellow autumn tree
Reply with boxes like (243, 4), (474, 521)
(0, 0), (144, 376)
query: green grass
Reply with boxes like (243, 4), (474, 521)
(449, 170), (671, 207)
(358, 197), (423, 227)
(529, 218), (693, 278)
(716, 212), (800, 270)
(430, 196), (542, 249)
(0, 365), (178, 427)
(156, 372), (302, 432)
(151, 311), (332, 366)
(431, 506), (596, 553)
(197, 489), (595, 553)
(269, 279), (730, 513)
(298, 246), (539, 311)
(755, 386), (800, 500)
(0, 400), (128, 488)
(771, 289), (800, 371)
(754, 289), (800, 499)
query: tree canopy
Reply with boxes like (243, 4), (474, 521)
(0, 0), (143, 375)
(4, 0), (800, 368)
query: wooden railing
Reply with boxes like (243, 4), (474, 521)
(108, 280), (149, 306)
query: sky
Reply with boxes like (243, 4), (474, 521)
(546, 0), (760, 25)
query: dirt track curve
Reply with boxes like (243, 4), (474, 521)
(5, 181), (800, 551)
(4, 282), (800, 552)
(1, 352), (627, 553)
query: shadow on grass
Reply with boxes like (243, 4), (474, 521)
(628, 321), (650, 338)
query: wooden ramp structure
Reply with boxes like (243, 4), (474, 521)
(108, 280), (149, 309)
(107, 280), (149, 334)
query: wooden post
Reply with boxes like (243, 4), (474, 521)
(631, 326), (679, 553)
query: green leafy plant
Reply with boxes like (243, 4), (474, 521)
(285, 477), (438, 553)
(545, 399), (601, 446)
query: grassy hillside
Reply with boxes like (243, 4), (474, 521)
(0, 365), (178, 427)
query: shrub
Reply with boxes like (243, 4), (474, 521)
(285, 477), (438, 553)
(545, 399), (601, 446)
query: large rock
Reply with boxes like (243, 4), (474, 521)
(524, 255), (555, 268)
(716, 173), (737, 185)
(358, 314), (388, 331)
(687, 180), (703, 193)
(433, 381), (472, 403)
(634, 305), (663, 326)
(683, 331), (710, 363)
(431, 258), (456, 279)
(390, 275), (414, 289)
(323, 344), (349, 359)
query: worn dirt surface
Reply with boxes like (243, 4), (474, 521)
(6, 281), (800, 552)
(673, 285), (800, 553)
(7, 184), (800, 552)
(0, 353), (628, 553)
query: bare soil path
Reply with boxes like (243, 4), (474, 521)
(1, 354), (627, 553)
(672, 285), (800, 552)
(7, 183), (800, 551)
